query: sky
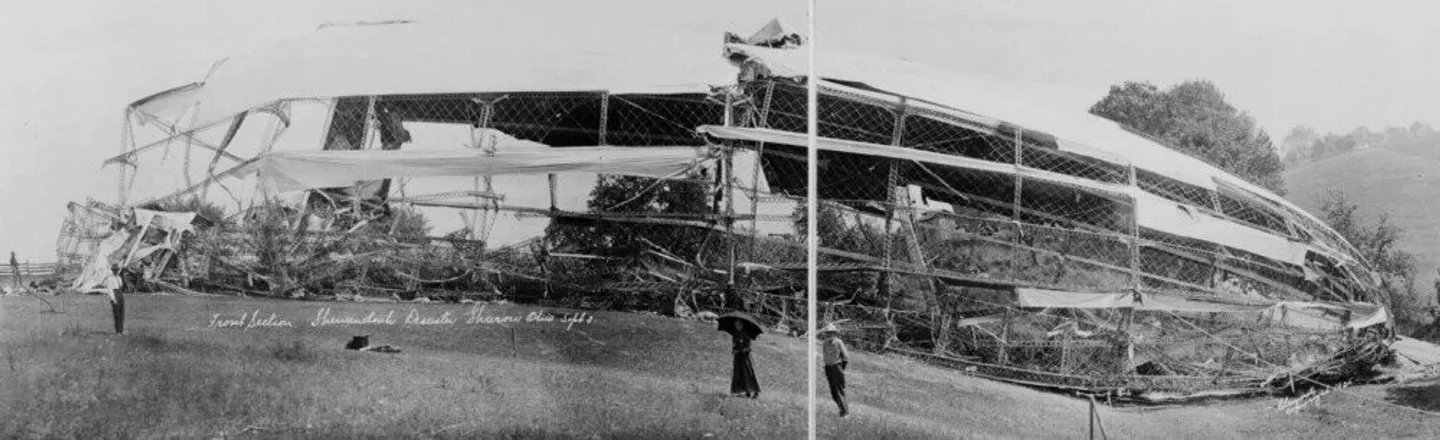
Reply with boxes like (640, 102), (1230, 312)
(2, 0), (1438, 261)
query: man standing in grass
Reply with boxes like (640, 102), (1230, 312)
(820, 323), (850, 417)
(9, 251), (21, 291)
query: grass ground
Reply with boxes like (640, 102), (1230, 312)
(2, 293), (1438, 439)
(1284, 146), (1440, 299)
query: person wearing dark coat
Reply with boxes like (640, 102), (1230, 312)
(730, 320), (761, 398)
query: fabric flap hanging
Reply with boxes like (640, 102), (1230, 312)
(244, 146), (712, 194)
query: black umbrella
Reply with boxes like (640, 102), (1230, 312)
(717, 311), (764, 340)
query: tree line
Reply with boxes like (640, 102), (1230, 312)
(1281, 121), (1440, 165)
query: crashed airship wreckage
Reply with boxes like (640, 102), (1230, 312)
(63, 20), (1393, 401)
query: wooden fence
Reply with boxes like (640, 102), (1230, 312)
(2, 261), (61, 284)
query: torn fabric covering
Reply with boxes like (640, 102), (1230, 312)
(1135, 293), (1271, 314)
(1015, 288), (1387, 330)
(244, 147), (712, 195)
(700, 125), (1315, 265)
(724, 18), (804, 48)
(1016, 288), (1132, 309)
(721, 42), (1345, 251)
(1133, 192), (1309, 265)
(132, 21), (739, 128)
(132, 209), (198, 237)
(70, 208), (201, 294)
(955, 315), (1003, 327)
(731, 149), (771, 194)
(1259, 302), (1391, 331)
(702, 124), (1318, 267)
(722, 43), (1220, 190)
(71, 230), (133, 294)
(698, 125), (1132, 199)
(1014, 289), (1269, 314)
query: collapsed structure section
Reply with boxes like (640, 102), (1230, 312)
(60, 20), (1392, 400)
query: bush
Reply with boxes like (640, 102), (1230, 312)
(1321, 191), (1430, 334)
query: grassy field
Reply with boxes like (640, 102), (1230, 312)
(1284, 146), (1440, 299)
(2, 293), (1438, 439)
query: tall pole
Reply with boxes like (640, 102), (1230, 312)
(545, 173), (557, 298)
(883, 97), (908, 349)
(118, 109), (132, 207)
(475, 100), (495, 242)
(805, 2), (819, 437)
(1123, 164), (1140, 373)
(724, 91), (738, 297)
(806, 2), (817, 437)
(1012, 127), (1025, 282)
(748, 82), (775, 264)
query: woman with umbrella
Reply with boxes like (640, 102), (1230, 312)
(718, 311), (762, 398)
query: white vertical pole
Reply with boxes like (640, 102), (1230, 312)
(118, 109), (132, 207)
(724, 93), (737, 293)
(806, 1), (819, 437)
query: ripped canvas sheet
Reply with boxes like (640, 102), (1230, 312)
(126, 209), (198, 266)
(71, 230), (133, 294)
(722, 41), (1347, 263)
(70, 209), (200, 294)
(1133, 192), (1310, 265)
(1014, 287), (1389, 330)
(703, 125), (1313, 265)
(242, 146), (712, 194)
(132, 21), (742, 128)
(698, 125), (1132, 198)
(1258, 302), (1390, 331)
(1015, 288), (1132, 309)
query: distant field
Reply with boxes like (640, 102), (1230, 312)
(1, 294), (1437, 438)
(1285, 147), (1440, 304)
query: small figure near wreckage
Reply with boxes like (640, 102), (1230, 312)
(8, 251), (20, 291)
(718, 311), (763, 398)
(820, 323), (850, 417)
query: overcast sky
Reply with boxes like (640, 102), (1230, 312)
(2, 0), (1438, 260)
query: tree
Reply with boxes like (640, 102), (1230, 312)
(1348, 126), (1382, 149)
(1091, 80), (1287, 195)
(1320, 191), (1426, 332)
(1385, 125), (1411, 147)
(1281, 125), (1320, 163)
(1409, 121), (1434, 136)
(549, 174), (713, 264)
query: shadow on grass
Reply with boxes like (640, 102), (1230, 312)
(476, 425), (704, 440)
(226, 424), (716, 440)
(268, 340), (319, 363)
(122, 329), (227, 355)
(1386, 381), (1440, 412)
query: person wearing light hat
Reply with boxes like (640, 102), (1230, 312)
(819, 323), (850, 416)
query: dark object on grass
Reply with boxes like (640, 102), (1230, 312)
(717, 311), (764, 340)
(346, 335), (402, 353)
(346, 335), (370, 350)
(363, 345), (402, 353)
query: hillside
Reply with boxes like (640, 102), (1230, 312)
(3, 294), (1439, 438)
(1284, 146), (1440, 304)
